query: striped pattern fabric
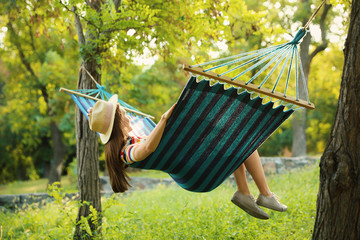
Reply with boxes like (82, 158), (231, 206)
(120, 136), (145, 164)
(69, 93), (156, 137)
(131, 76), (294, 192)
(68, 76), (293, 192)
(128, 115), (155, 137)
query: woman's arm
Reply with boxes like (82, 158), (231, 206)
(132, 104), (176, 161)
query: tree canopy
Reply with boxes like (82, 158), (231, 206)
(0, 0), (347, 182)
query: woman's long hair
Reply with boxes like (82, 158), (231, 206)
(104, 107), (132, 193)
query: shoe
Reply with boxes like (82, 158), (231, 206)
(231, 191), (269, 220)
(256, 193), (287, 212)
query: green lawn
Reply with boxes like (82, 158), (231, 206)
(0, 176), (77, 195)
(0, 170), (169, 195)
(0, 165), (319, 239)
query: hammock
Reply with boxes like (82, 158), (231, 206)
(184, 28), (314, 110)
(61, 74), (294, 192)
(60, 1), (327, 192)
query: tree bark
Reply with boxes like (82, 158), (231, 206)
(312, 1), (360, 239)
(73, 4), (102, 239)
(74, 63), (102, 239)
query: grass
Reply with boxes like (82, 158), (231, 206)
(0, 165), (319, 239)
(0, 170), (168, 195)
(127, 169), (169, 179)
(0, 176), (78, 195)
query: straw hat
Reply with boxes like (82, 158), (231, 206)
(89, 94), (118, 144)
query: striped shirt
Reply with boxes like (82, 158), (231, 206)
(120, 136), (145, 165)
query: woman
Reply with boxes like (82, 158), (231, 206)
(88, 95), (287, 220)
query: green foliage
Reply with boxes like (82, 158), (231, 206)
(234, 0), (347, 156)
(306, 44), (343, 153)
(0, 176), (78, 195)
(109, 61), (187, 120)
(329, 0), (351, 8)
(0, 165), (319, 239)
(0, 0), (265, 183)
(0, 0), (79, 183)
(0, 0), (347, 180)
(259, 122), (293, 156)
(47, 182), (66, 204)
(66, 158), (78, 185)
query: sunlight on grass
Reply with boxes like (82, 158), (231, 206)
(0, 165), (319, 239)
(0, 170), (170, 195)
(0, 176), (78, 195)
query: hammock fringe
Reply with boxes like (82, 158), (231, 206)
(183, 64), (315, 110)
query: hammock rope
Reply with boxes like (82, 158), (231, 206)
(59, 87), (155, 120)
(80, 66), (100, 86)
(185, 28), (313, 109)
(303, 0), (327, 30)
(184, 0), (327, 110)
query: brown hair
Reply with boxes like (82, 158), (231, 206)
(104, 107), (132, 193)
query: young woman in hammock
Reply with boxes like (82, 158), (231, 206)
(88, 95), (287, 220)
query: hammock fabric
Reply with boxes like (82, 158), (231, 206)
(64, 76), (294, 192)
(70, 91), (156, 137)
(131, 76), (293, 192)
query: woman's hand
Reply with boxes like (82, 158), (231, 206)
(87, 107), (93, 117)
(161, 104), (176, 120)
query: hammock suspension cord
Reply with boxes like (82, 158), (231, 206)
(184, 0), (327, 110)
(60, 66), (155, 119)
(303, 0), (327, 30)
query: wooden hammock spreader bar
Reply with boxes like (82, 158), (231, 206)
(183, 64), (315, 110)
(59, 87), (156, 120)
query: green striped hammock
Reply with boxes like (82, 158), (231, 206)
(61, 28), (314, 192)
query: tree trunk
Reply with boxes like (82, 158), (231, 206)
(48, 121), (67, 186)
(292, 32), (311, 157)
(73, 62), (102, 239)
(312, 1), (360, 239)
(292, 110), (307, 156)
(72, 4), (103, 238)
(292, 1), (331, 157)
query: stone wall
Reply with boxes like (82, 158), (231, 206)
(260, 156), (318, 175)
(100, 177), (175, 193)
(0, 156), (318, 210)
(0, 178), (175, 211)
(0, 192), (78, 211)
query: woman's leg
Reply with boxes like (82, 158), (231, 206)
(243, 150), (287, 212)
(243, 150), (272, 197)
(233, 150), (271, 196)
(231, 160), (270, 220)
(233, 164), (251, 195)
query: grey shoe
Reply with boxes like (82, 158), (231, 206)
(231, 191), (269, 220)
(256, 193), (287, 212)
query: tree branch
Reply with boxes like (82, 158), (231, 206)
(72, 6), (86, 47)
(85, 0), (104, 10)
(113, 0), (121, 13)
(58, 0), (100, 30)
(309, 3), (332, 61)
(24, 18), (43, 62)
(7, 20), (49, 106)
(101, 23), (154, 34)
